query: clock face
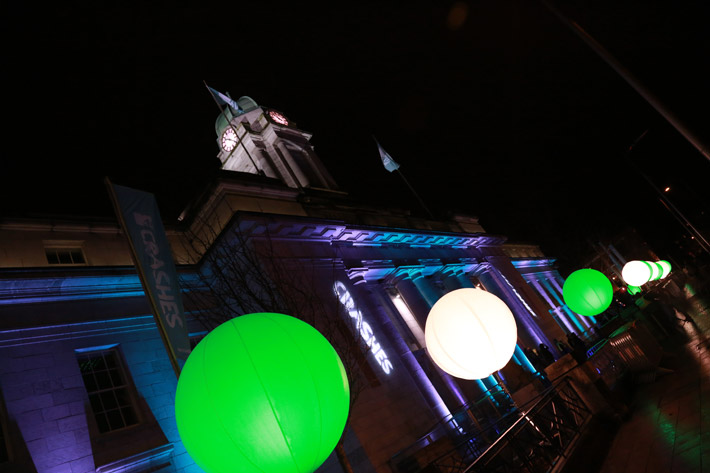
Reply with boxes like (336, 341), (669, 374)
(268, 110), (289, 125)
(221, 128), (238, 152)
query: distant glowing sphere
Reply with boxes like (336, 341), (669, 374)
(658, 260), (672, 279)
(562, 269), (613, 316)
(175, 313), (350, 473)
(627, 285), (642, 295)
(425, 288), (517, 380)
(649, 262), (662, 281)
(622, 260), (653, 286)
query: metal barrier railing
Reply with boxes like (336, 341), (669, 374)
(389, 388), (519, 473)
(390, 320), (630, 473)
(390, 376), (593, 473)
(457, 377), (592, 473)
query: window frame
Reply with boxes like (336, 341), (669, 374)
(44, 240), (87, 266)
(76, 345), (142, 435)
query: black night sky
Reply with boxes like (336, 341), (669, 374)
(2, 1), (709, 274)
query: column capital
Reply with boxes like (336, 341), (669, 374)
(439, 264), (465, 277)
(345, 268), (369, 286)
(387, 266), (424, 285)
(470, 261), (492, 276)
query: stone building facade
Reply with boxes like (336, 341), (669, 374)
(0, 96), (598, 473)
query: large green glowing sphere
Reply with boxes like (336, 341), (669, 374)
(563, 269), (613, 316)
(175, 313), (350, 473)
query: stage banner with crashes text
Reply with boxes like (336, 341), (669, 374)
(106, 180), (191, 375)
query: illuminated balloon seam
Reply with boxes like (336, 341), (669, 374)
(425, 288), (517, 380)
(562, 269), (613, 316)
(175, 313), (349, 473)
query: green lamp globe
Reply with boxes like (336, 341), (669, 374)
(627, 285), (642, 295)
(563, 269), (613, 316)
(175, 313), (350, 473)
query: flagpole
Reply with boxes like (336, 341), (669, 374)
(395, 168), (435, 220)
(373, 136), (435, 219)
(203, 80), (264, 176)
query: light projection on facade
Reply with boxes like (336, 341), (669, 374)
(562, 269), (613, 316)
(424, 288), (518, 380)
(334, 281), (393, 374)
(175, 313), (350, 473)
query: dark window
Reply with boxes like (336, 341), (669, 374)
(0, 391), (11, 464)
(45, 247), (86, 265)
(77, 348), (139, 434)
(0, 416), (8, 464)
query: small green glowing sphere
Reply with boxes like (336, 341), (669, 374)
(563, 269), (613, 316)
(175, 313), (350, 473)
(627, 285), (642, 295)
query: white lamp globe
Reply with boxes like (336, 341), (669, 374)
(648, 261), (662, 281)
(658, 260), (672, 279)
(425, 288), (518, 380)
(621, 260), (653, 287)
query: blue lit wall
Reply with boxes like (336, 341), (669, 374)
(0, 305), (198, 473)
(0, 274), (376, 473)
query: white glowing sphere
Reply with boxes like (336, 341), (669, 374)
(658, 260), (672, 279)
(621, 260), (652, 287)
(649, 262), (662, 281)
(425, 288), (518, 380)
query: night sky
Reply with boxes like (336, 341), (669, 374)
(3, 1), (709, 274)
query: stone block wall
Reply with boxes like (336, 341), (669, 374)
(0, 317), (201, 473)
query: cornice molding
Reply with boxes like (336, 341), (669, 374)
(0, 315), (157, 348)
(238, 216), (505, 248)
(0, 273), (202, 305)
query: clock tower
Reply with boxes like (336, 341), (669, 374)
(214, 95), (339, 191)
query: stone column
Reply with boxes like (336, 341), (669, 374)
(440, 266), (477, 291)
(528, 277), (577, 334)
(409, 271), (443, 308)
(550, 275), (598, 329)
(390, 272), (431, 327)
(540, 278), (588, 333)
(275, 141), (308, 187)
(349, 275), (454, 424)
(390, 270), (468, 409)
(446, 267), (538, 377)
(476, 266), (548, 352)
(480, 253), (567, 354)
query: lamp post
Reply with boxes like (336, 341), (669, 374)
(540, 1), (710, 164)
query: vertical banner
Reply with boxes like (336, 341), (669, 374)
(106, 179), (191, 376)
